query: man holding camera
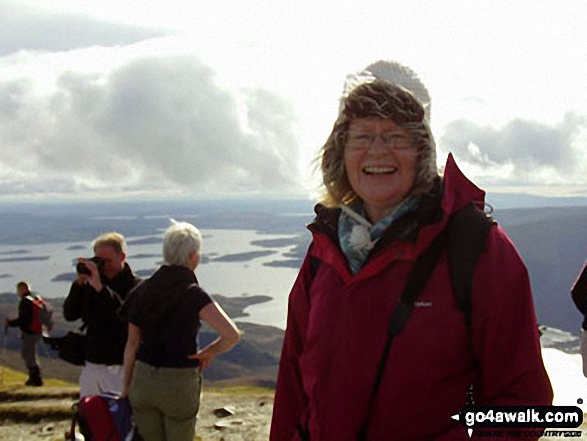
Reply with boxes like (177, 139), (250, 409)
(64, 232), (141, 397)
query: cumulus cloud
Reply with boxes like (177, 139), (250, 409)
(0, 55), (302, 196)
(440, 113), (587, 185)
(0, 2), (169, 56)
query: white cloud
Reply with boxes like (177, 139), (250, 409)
(0, 53), (302, 197)
(440, 113), (587, 188)
(3, 0), (587, 198)
(0, 1), (170, 56)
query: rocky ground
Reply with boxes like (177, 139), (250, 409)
(1, 386), (585, 441)
(0, 382), (273, 441)
(2, 358), (587, 441)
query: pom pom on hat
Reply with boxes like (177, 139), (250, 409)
(340, 60), (431, 122)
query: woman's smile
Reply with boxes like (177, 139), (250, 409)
(362, 165), (398, 175)
(344, 118), (417, 222)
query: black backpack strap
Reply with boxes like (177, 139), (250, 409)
(446, 203), (495, 408)
(296, 246), (320, 441)
(447, 203), (495, 327)
(357, 228), (448, 440)
(309, 254), (321, 281)
(306, 204), (494, 438)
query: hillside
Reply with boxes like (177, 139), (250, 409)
(0, 293), (284, 387)
(0, 199), (316, 245)
(2, 340), (586, 441)
(1, 199), (586, 335)
(496, 206), (587, 333)
(0, 366), (274, 441)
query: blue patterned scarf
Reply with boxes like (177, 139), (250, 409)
(339, 197), (420, 275)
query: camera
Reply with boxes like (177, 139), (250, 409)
(76, 256), (105, 276)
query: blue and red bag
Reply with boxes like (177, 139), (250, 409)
(70, 393), (140, 441)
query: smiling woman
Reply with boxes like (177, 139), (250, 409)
(271, 60), (553, 440)
(344, 118), (418, 223)
(320, 75), (437, 217)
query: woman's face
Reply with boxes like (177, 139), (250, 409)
(344, 118), (417, 219)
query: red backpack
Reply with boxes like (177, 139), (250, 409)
(70, 393), (140, 441)
(25, 295), (53, 334)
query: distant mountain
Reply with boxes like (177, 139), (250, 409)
(0, 293), (283, 387)
(0, 197), (586, 334)
(487, 193), (587, 210)
(496, 206), (587, 333)
(0, 198), (316, 245)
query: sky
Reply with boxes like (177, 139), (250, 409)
(1, 0), (586, 200)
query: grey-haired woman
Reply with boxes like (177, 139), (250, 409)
(122, 221), (241, 441)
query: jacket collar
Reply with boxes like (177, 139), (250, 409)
(441, 153), (486, 216)
(102, 262), (137, 287)
(310, 153), (486, 231)
(150, 265), (198, 287)
(307, 154), (487, 281)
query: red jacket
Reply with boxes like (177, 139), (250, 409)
(271, 155), (553, 441)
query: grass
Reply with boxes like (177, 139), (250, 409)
(0, 401), (74, 423)
(0, 365), (78, 423)
(0, 364), (274, 440)
(0, 364), (273, 396)
(0, 363), (274, 440)
(0, 365), (75, 390)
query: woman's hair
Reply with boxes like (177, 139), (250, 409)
(93, 232), (127, 255)
(319, 79), (438, 207)
(163, 220), (202, 266)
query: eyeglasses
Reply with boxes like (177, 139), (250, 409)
(346, 130), (414, 152)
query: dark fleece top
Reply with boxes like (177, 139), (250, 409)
(7, 293), (37, 334)
(124, 265), (213, 368)
(63, 263), (141, 365)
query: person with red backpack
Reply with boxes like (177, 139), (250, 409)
(5, 281), (53, 387)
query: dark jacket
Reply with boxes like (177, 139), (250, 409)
(7, 293), (38, 335)
(271, 155), (553, 441)
(123, 265), (212, 368)
(63, 263), (141, 366)
(571, 262), (587, 329)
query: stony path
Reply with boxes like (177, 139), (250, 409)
(0, 387), (274, 441)
(1, 385), (585, 440)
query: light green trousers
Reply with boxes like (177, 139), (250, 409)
(129, 361), (202, 441)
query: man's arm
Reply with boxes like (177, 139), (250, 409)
(85, 260), (141, 314)
(63, 280), (87, 322)
(6, 316), (20, 328)
(19, 298), (33, 329)
(64, 260), (120, 321)
(6, 298), (32, 329)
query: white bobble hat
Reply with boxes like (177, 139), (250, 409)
(340, 60), (431, 123)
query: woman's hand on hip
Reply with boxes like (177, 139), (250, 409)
(188, 348), (216, 370)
